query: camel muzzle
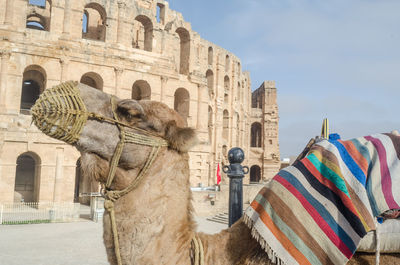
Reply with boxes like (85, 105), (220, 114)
(31, 81), (90, 145)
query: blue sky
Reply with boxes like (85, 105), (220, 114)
(169, 0), (400, 158)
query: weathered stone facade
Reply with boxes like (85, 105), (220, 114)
(0, 0), (280, 204)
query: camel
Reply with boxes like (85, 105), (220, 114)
(31, 82), (400, 265)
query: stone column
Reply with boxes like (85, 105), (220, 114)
(116, 1), (126, 44)
(4, 0), (14, 25)
(53, 147), (64, 202)
(114, 67), (123, 96)
(59, 57), (69, 82)
(62, 0), (71, 35)
(0, 50), (11, 111)
(196, 84), (208, 130)
(160, 76), (168, 103)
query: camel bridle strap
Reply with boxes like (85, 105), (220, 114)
(191, 236), (205, 265)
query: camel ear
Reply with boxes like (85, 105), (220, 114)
(117, 99), (146, 122)
(165, 120), (198, 152)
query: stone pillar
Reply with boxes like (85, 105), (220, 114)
(59, 57), (69, 82)
(62, 0), (71, 35)
(116, 2), (126, 44)
(196, 84), (208, 130)
(114, 67), (123, 96)
(160, 76), (168, 103)
(0, 50), (11, 111)
(4, 0), (14, 25)
(53, 147), (64, 202)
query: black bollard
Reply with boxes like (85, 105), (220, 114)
(223, 147), (249, 227)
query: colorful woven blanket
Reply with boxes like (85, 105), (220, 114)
(244, 133), (400, 265)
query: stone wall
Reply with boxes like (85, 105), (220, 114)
(0, 0), (280, 205)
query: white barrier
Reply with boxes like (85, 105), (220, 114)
(0, 202), (80, 224)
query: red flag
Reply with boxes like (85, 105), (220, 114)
(216, 163), (221, 185)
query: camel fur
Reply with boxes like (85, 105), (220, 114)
(34, 83), (400, 265)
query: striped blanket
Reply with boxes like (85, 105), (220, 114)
(244, 133), (400, 265)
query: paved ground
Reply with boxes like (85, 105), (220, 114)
(0, 217), (227, 265)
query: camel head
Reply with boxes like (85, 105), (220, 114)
(31, 81), (197, 186)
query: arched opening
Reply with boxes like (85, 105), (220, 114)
(224, 75), (230, 105)
(21, 65), (46, 114)
(237, 62), (241, 75)
(225, 55), (230, 72)
(27, 0), (51, 31)
(132, 80), (151, 100)
(206, 70), (214, 99)
(14, 152), (41, 202)
(174, 87), (190, 124)
(176, 27), (190, 75)
(208, 47), (213, 65)
(133, 15), (153, 52)
(82, 3), (106, 41)
(208, 106), (213, 144)
(251, 122), (262, 147)
(222, 109), (229, 142)
(74, 158), (98, 205)
(250, 165), (261, 183)
(156, 3), (165, 25)
(80, 72), (103, 90)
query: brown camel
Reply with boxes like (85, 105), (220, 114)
(31, 82), (400, 265)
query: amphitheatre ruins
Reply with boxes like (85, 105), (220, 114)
(0, 0), (280, 212)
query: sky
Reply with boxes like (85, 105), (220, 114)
(168, 0), (400, 158)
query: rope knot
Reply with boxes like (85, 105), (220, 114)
(104, 199), (115, 212)
(105, 190), (121, 202)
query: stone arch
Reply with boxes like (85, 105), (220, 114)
(225, 54), (230, 72)
(82, 3), (107, 41)
(251, 122), (262, 147)
(224, 75), (230, 104)
(21, 65), (46, 114)
(27, 0), (51, 31)
(80, 72), (103, 90)
(208, 106), (213, 144)
(132, 80), (151, 100)
(14, 152), (41, 202)
(174, 87), (190, 124)
(222, 109), (229, 142)
(133, 15), (153, 52)
(208, 47), (213, 65)
(176, 27), (190, 75)
(250, 165), (261, 183)
(206, 69), (214, 98)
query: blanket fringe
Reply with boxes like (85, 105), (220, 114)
(243, 214), (286, 265)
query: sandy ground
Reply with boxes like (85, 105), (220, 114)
(0, 217), (227, 265)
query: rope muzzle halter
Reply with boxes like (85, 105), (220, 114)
(31, 81), (203, 265)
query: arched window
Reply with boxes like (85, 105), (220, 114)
(176, 27), (190, 75)
(208, 106), (213, 144)
(174, 87), (190, 124)
(237, 62), (241, 75)
(82, 3), (106, 41)
(225, 55), (230, 72)
(206, 70), (214, 99)
(80, 72), (103, 90)
(250, 165), (261, 183)
(133, 15), (153, 51)
(21, 65), (46, 114)
(27, 0), (51, 31)
(251, 122), (262, 147)
(14, 152), (41, 202)
(132, 80), (151, 100)
(222, 109), (229, 142)
(224, 75), (230, 104)
(156, 3), (165, 24)
(208, 47), (213, 65)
